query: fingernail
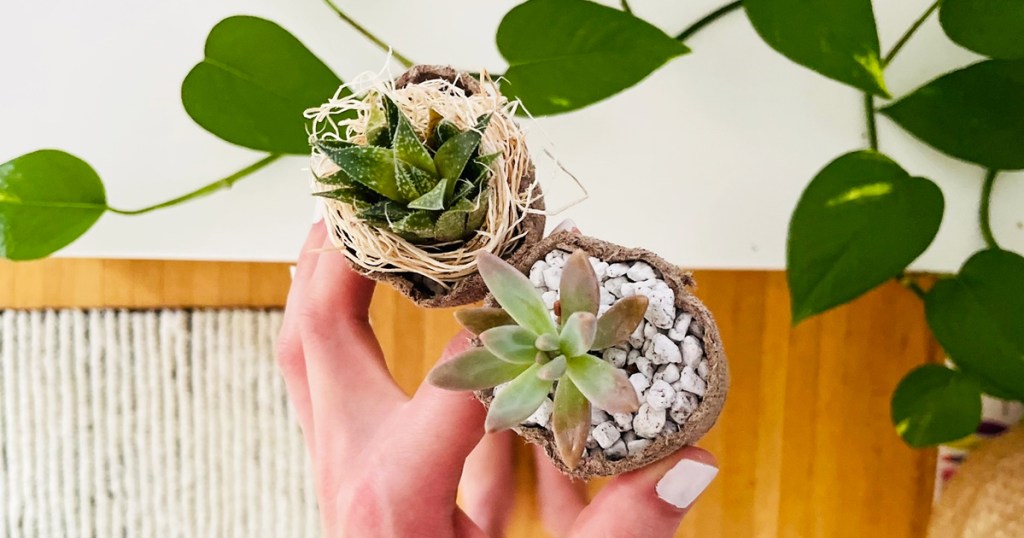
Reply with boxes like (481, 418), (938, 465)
(655, 459), (718, 509)
(289, 265), (297, 280)
(551, 219), (578, 234)
(312, 198), (324, 223)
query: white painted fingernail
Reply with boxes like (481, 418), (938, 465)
(655, 459), (718, 509)
(313, 198), (324, 223)
(289, 265), (297, 280)
(551, 219), (578, 234)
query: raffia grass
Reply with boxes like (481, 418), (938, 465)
(305, 66), (544, 307)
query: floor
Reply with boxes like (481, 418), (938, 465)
(0, 258), (937, 537)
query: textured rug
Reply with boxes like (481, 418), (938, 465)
(0, 309), (319, 537)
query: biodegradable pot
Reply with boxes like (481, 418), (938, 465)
(477, 232), (729, 479)
(343, 65), (545, 308)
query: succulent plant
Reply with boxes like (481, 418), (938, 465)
(428, 250), (651, 468)
(312, 92), (497, 244)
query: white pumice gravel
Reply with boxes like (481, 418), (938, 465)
(522, 251), (711, 460)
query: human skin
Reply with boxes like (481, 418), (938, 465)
(276, 219), (717, 537)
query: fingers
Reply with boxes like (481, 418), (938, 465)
(460, 431), (517, 538)
(533, 445), (587, 537)
(277, 221), (328, 455)
(569, 447), (717, 538)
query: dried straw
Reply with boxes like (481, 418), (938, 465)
(304, 69), (541, 289)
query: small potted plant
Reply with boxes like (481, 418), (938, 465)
(308, 65), (545, 307)
(429, 232), (729, 478)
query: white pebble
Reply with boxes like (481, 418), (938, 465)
(643, 282), (677, 329)
(681, 335), (704, 368)
(541, 290), (558, 310)
(627, 349), (641, 365)
(523, 397), (553, 427)
(604, 439), (628, 460)
(654, 364), (681, 384)
(586, 432), (598, 449)
(603, 347), (627, 368)
(636, 355), (654, 378)
(628, 321), (646, 347)
(670, 392), (699, 423)
(592, 421), (621, 449)
(633, 403), (667, 438)
(542, 266), (562, 291)
(626, 261), (656, 282)
(663, 420), (679, 434)
(689, 321), (705, 337)
(591, 408), (610, 425)
(589, 257), (609, 280)
(641, 338), (653, 357)
(697, 359), (710, 380)
(600, 288), (615, 306)
(604, 276), (628, 297)
(627, 438), (652, 455)
(646, 380), (676, 410)
(667, 312), (693, 341)
(545, 249), (569, 267)
(677, 366), (707, 397)
(529, 261), (549, 288)
(612, 412), (633, 432)
(598, 304), (610, 316)
(628, 372), (650, 399)
(606, 262), (629, 278)
(649, 333), (682, 365)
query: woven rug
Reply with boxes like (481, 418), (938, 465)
(0, 309), (320, 537)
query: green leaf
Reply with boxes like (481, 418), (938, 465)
(427, 348), (530, 391)
(891, 364), (982, 447)
(364, 96), (391, 147)
(565, 354), (639, 414)
(313, 184), (376, 205)
(880, 60), (1024, 170)
(0, 150), (106, 260)
(537, 355), (567, 381)
(480, 325), (541, 364)
(940, 0), (1024, 59)
(466, 189), (490, 232)
(787, 151), (943, 324)
(391, 210), (436, 240)
(434, 119), (461, 147)
(559, 251), (600, 319)
(434, 115), (491, 181)
(497, 0), (689, 115)
(559, 312), (597, 358)
(392, 110), (438, 175)
(181, 16), (342, 154)
(455, 307), (516, 335)
(357, 200), (411, 227)
(477, 251), (558, 336)
(322, 147), (402, 201)
(591, 295), (649, 350)
(552, 378), (590, 469)
(394, 161), (437, 202)
(485, 364), (554, 432)
(434, 209), (469, 242)
(407, 178), (448, 211)
(744, 0), (889, 97)
(925, 249), (1024, 401)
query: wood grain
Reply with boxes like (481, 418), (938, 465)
(0, 259), (936, 537)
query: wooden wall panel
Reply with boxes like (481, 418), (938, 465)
(0, 259), (936, 537)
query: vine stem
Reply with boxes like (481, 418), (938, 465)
(620, 0), (633, 14)
(107, 154), (282, 216)
(675, 0), (744, 42)
(882, 1), (940, 67)
(864, 94), (879, 150)
(980, 169), (1001, 249)
(321, 0), (414, 68)
(898, 273), (928, 300)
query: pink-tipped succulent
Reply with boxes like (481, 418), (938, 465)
(428, 250), (650, 468)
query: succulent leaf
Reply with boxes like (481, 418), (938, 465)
(537, 354), (567, 381)
(364, 97), (390, 147)
(394, 160), (437, 201)
(427, 348), (530, 391)
(391, 210), (437, 240)
(485, 364), (554, 432)
(434, 119), (461, 147)
(535, 333), (560, 352)
(382, 95), (400, 141)
(392, 109), (438, 175)
(434, 208), (470, 242)
(565, 354), (639, 414)
(357, 200), (412, 228)
(322, 146), (402, 201)
(477, 251), (558, 336)
(480, 325), (541, 364)
(560, 251), (600, 318)
(552, 378), (590, 469)
(434, 114), (493, 181)
(313, 185), (374, 205)
(559, 312), (597, 357)
(591, 295), (650, 350)
(425, 108), (444, 150)
(407, 178), (449, 211)
(455, 307), (515, 335)
(466, 188), (490, 231)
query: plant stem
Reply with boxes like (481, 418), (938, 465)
(864, 94), (879, 150)
(980, 169), (1001, 250)
(897, 273), (928, 300)
(321, 0), (414, 68)
(620, 0), (633, 14)
(107, 154), (282, 216)
(882, 1), (940, 67)
(675, 0), (744, 42)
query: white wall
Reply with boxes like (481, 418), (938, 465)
(1, 0), (1020, 269)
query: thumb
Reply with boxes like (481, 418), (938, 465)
(569, 447), (717, 538)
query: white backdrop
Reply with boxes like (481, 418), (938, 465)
(1, 0), (1020, 269)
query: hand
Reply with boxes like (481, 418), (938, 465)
(277, 219), (718, 537)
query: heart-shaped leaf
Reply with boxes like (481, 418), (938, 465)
(552, 378), (590, 469)
(880, 60), (1024, 170)
(925, 249), (1024, 401)
(891, 364), (982, 447)
(940, 0), (1024, 59)
(497, 0), (689, 115)
(744, 0), (889, 96)
(787, 151), (943, 324)
(0, 150), (107, 260)
(182, 16), (343, 154)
